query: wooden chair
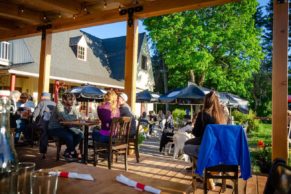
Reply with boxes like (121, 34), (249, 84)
(128, 118), (140, 163)
(93, 117), (131, 171)
(193, 124), (250, 194)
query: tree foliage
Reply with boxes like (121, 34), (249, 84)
(144, 0), (264, 98)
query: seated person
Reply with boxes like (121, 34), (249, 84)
(92, 91), (120, 143)
(48, 93), (84, 162)
(118, 92), (136, 138)
(148, 111), (157, 135)
(183, 91), (226, 190)
(159, 111), (175, 152)
(15, 92), (35, 143)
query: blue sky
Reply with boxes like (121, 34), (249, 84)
(82, 0), (269, 39)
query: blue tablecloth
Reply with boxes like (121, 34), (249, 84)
(195, 124), (251, 180)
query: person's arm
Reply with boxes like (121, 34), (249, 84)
(120, 106), (131, 117)
(192, 112), (203, 137)
(32, 102), (42, 122)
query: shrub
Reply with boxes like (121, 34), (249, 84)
(138, 133), (146, 145)
(232, 109), (260, 133)
(251, 143), (272, 174)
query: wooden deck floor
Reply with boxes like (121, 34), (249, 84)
(16, 140), (267, 194)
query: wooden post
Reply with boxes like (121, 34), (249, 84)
(272, 0), (289, 161)
(37, 29), (52, 102)
(10, 74), (16, 91)
(124, 18), (138, 113)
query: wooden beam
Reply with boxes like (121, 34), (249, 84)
(0, 0), (236, 41)
(0, 2), (43, 25)
(37, 29), (52, 102)
(136, 0), (239, 18)
(0, 21), (17, 31)
(124, 18), (138, 113)
(12, 0), (81, 15)
(272, 1), (289, 161)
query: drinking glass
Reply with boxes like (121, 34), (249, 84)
(31, 170), (58, 194)
(17, 162), (35, 194)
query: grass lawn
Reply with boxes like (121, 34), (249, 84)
(248, 123), (272, 147)
(248, 123), (291, 172)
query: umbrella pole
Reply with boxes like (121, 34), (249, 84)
(190, 105), (193, 119)
(86, 101), (89, 116)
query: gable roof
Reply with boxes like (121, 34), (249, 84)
(102, 32), (146, 80)
(7, 30), (123, 88)
(69, 36), (82, 46)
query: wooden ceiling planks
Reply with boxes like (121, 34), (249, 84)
(0, 0), (238, 41)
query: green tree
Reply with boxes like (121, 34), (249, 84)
(252, 1), (272, 116)
(144, 0), (264, 99)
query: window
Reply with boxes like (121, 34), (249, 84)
(141, 55), (147, 70)
(0, 41), (10, 64)
(77, 45), (86, 61)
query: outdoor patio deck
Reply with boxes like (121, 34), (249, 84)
(16, 136), (267, 194)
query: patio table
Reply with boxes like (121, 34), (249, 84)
(51, 163), (189, 194)
(60, 120), (100, 163)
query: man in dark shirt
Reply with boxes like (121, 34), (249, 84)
(118, 92), (136, 137)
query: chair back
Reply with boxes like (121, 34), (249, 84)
(109, 117), (131, 146)
(195, 124), (251, 180)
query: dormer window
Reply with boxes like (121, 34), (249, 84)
(69, 35), (87, 61)
(0, 41), (10, 66)
(77, 45), (86, 61)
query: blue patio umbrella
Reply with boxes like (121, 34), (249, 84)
(68, 84), (106, 101)
(159, 84), (210, 104)
(136, 90), (160, 103)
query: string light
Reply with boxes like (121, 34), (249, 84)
(18, 7), (24, 14)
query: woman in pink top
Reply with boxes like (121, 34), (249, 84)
(92, 91), (120, 143)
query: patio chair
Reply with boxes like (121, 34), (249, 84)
(128, 118), (140, 163)
(193, 124), (251, 194)
(93, 117), (131, 171)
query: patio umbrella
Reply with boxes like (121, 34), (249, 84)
(68, 84), (106, 102)
(136, 90), (160, 103)
(219, 92), (249, 114)
(159, 84), (210, 104)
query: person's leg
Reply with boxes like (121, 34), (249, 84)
(48, 128), (74, 153)
(39, 122), (49, 154)
(71, 128), (84, 148)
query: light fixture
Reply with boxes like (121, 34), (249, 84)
(104, 0), (107, 8)
(18, 7), (24, 14)
(58, 13), (62, 18)
(73, 15), (76, 20)
(118, 5), (121, 12)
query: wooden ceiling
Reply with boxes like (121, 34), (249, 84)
(0, 0), (238, 41)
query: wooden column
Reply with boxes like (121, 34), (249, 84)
(37, 29), (52, 102)
(124, 18), (138, 113)
(272, 0), (289, 161)
(10, 74), (16, 91)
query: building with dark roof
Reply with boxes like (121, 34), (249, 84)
(0, 30), (154, 99)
